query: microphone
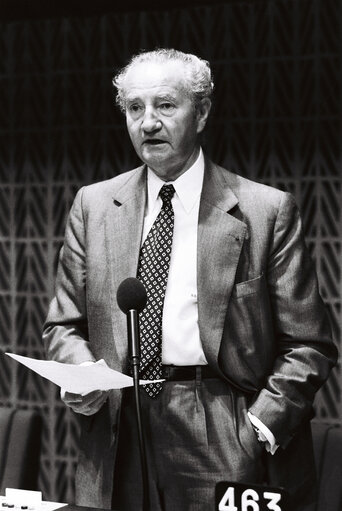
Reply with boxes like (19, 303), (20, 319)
(117, 277), (147, 314)
(117, 277), (147, 363)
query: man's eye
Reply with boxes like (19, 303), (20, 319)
(159, 103), (175, 111)
(128, 104), (142, 113)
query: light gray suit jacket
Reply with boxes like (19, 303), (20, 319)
(43, 159), (337, 508)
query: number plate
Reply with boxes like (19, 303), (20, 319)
(215, 481), (288, 511)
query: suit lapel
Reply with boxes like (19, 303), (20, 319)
(198, 160), (247, 371)
(105, 165), (147, 363)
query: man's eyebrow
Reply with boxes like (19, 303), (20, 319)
(124, 92), (179, 103)
(156, 93), (177, 102)
(125, 96), (141, 103)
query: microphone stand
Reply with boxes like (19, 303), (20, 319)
(127, 309), (150, 511)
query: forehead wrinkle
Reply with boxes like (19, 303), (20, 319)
(126, 90), (178, 100)
(123, 67), (190, 102)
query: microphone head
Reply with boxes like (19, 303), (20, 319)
(116, 277), (147, 314)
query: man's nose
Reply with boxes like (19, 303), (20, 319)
(141, 108), (161, 133)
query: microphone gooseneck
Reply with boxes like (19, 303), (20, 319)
(116, 277), (149, 511)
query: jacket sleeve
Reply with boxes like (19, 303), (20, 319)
(43, 188), (96, 365)
(248, 192), (338, 448)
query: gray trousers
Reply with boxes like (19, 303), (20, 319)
(112, 375), (266, 511)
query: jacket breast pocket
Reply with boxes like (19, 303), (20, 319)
(232, 274), (264, 299)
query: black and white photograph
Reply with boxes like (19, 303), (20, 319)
(0, 1), (341, 510)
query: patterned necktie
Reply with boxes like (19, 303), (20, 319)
(137, 184), (175, 397)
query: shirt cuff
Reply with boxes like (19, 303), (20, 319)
(247, 411), (279, 455)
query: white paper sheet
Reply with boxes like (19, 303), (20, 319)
(5, 353), (163, 395)
(2, 489), (67, 511)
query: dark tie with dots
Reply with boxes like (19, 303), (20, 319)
(137, 184), (175, 397)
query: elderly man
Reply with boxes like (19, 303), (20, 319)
(43, 49), (337, 511)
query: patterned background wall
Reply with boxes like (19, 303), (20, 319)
(0, 0), (341, 502)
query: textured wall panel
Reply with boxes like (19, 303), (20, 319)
(0, 0), (341, 502)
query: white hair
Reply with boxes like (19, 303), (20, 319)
(112, 48), (214, 112)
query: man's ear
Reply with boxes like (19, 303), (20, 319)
(196, 98), (212, 134)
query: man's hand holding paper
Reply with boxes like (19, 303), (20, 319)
(60, 360), (110, 416)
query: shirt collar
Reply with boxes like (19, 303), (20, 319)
(146, 148), (205, 214)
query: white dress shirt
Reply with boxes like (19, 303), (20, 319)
(143, 148), (207, 366)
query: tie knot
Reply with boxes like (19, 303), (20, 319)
(159, 184), (175, 204)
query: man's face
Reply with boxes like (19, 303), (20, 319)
(123, 60), (211, 181)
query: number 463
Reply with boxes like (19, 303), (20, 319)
(218, 486), (282, 511)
